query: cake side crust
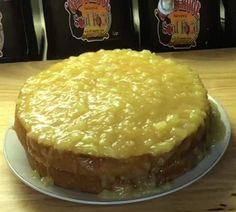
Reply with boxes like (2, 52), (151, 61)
(14, 105), (210, 193)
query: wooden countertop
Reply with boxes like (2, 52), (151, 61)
(0, 48), (236, 212)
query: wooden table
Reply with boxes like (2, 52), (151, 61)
(0, 48), (236, 212)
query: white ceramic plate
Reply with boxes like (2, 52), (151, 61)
(3, 96), (231, 205)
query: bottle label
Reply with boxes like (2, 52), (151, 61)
(65, 0), (111, 42)
(154, 0), (201, 49)
(0, 12), (4, 57)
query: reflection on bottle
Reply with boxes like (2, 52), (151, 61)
(0, 12), (4, 58)
(159, 0), (174, 15)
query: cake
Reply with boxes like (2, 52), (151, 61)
(14, 49), (210, 194)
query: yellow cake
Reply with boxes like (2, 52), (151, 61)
(14, 49), (210, 193)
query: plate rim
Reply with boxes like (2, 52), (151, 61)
(3, 95), (231, 205)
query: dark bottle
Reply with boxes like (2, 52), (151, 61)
(223, 0), (236, 47)
(42, 0), (139, 60)
(0, 0), (38, 63)
(139, 0), (223, 52)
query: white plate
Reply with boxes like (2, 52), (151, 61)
(3, 96), (231, 205)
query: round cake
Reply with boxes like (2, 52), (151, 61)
(14, 49), (210, 193)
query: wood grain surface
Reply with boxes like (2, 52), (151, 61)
(0, 48), (236, 212)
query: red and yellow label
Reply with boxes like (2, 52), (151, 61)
(168, 11), (199, 46)
(65, 0), (111, 41)
(155, 0), (201, 49)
